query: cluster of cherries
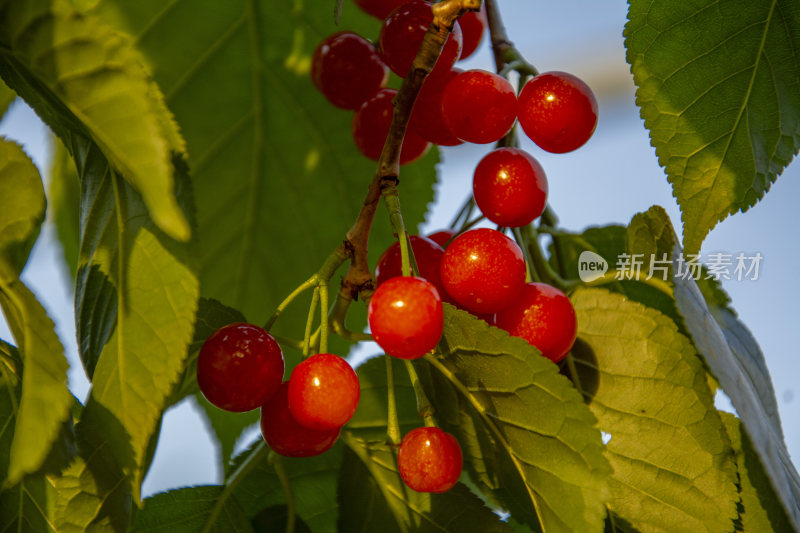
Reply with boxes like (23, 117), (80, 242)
(198, 0), (599, 496)
(196, 324), (359, 458)
(312, 0), (598, 162)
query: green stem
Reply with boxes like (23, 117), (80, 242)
(302, 287), (320, 357)
(520, 225), (573, 290)
(385, 355), (402, 445)
(449, 194), (476, 230)
(270, 453), (296, 533)
(330, 293), (373, 342)
(272, 335), (304, 351)
(564, 352), (585, 398)
(263, 275), (318, 331)
(583, 270), (675, 298)
(319, 282), (329, 354)
(513, 226), (539, 283)
(403, 360), (435, 425)
(201, 441), (269, 533)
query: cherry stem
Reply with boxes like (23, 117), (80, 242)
(513, 226), (541, 283)
(263, 274), (318, 331)
(385, 355), (402, 445)
(201, 440), (269, 533)
(564, 352), (585, 398)
(269, 452), (296, 533)
(330, 293), (373, 341)
(302, 287), (320, 357)
(449, 194), (476, 230)
(484, 0), (537, 77)
(403, 359), (435, 425)
(519, 224), (574, 290)
(319, 282), (330, 353)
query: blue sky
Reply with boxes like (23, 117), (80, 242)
(1, 0), (798, 497)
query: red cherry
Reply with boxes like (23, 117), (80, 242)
(439, 228), (526, 314)
(353, 0), (410, 20)
(398, 427), (463, 493)
(457, 6), (487, 60)
(408, 68), (463, 146)
(287, 353), (360, 431)
(441, 69), (517, 144)
(517, 71), (598, 153)
(368, 276), (443, 359)
(379, 0), (463, 78)
(426, 229), (457, 248)
(352, 88), (430, 164)
(493, 282), (577, 363)
(197, 323), (284, 413)
(472, 147), (548, 227)
(375, 236), (446, 297)
(261, 382), (340, 457)
(311, 31), (390, 110)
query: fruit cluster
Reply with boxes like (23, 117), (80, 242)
(312, 1), (597, 164)
(197, 0), (598, 497)
(197, 323), (360, 457)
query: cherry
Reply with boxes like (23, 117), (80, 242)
(441, 69), (517, 144)
(398, 427), (463, 493)
(472, 147), (548, 227)
(408, 67), (463, 146)
(368, 276), (443, 359)
(493, 282), (577, 363)
(517, 71), (598, 153)
(311, 31), (390, 111)
(353, 0), (410, 20)
(288, 353), (360, 431)
(457, 6), (487, 60)
(379, 0), (463, 79)
(261, 382), (340, 457)
(352, 88), (430, 164)
(196, 323), (284, 413)
(439, 228), (526, 314)
(426, 229), (457, 248)
(375, 236), (446, 298)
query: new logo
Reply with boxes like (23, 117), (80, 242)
(578, 251), (608, 282)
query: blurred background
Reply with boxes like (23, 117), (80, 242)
(1, 0), (798, 497)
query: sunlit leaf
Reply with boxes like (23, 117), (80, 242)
(421, 305), (610, 533)
(572, 287), (739, 533)
(0, 0), (190, 240)
(131, 485), (251, 533)
(625, 0), (800, 253)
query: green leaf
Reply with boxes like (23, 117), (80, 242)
(421, 305), (610, 533)
(719, 413), (793, 533)
(232, 441), (342, 533)
(0, 475), (58, 532)
(340, 434), (512, 533)
(625, 0), (800, 253)
(48, 140), (82, 282)
(347, 356), (421, 441)
(73, 133), (199, 500)
(0, 0), (190, 241)
(50, 414), (133, 533)
(0, 338), (21, 482)
(0, 280), (72, 486)
(131, 486), (252, 533)
(195, 394), (259, 474)
(92, 0), (439, 352)
(672, 249), (800, 529)
(571, 287), (738, 533)
(0, 76), (14, 117)
(0, 139), (45, 282)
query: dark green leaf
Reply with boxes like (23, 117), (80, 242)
(340, 433), (512, 533)
(0, 338), (21, 482)
(131, 485), (252, 533)
(625, 0), (800, 253)
(48, 140), (82, 282)
(0, 0), (190, 241)
(347, 356), (421, 441)
(720, 413), (793, 533)
(92, 0), (439, 358)
(195, 394), (259, 474)
(421, 305), (610, 533)
(572, 287), (739, 533)
(232, 441), (342, 533)
(0, 475), (58, 533)
(73, 133), (199, 499)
